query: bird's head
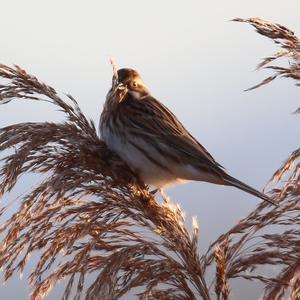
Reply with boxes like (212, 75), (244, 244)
(114, 68), (149, 101)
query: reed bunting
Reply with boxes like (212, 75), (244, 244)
(100, 68), (276, 206)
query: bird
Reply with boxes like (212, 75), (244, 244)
(100, 68), (276, 206)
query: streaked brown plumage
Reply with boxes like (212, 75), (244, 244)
(100, 68), (276, 206)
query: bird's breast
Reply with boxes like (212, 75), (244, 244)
(100, 120), (181, 188)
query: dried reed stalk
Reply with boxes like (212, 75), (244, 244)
(0, 64), (209, 299)
(0, 17), (300, 300)
(229, 19), (300, 199)
(232, 17), (300, 91)
(202, 18), (300, 300)
(214, 238), (230, 300)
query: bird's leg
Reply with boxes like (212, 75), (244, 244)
(149, 188), (159, 195)
(159, 188), (171, 203)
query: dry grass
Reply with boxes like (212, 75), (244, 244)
(214, 238), (230, 300)
(232, 17), (300, 92)
(202, 17), (300, 300)
(0, 65), (208, 299)
(0, 17), (299, 300)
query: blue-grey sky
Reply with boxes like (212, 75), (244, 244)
(1, 1), (300, 299)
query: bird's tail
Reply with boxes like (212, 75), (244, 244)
(223, 173), (277, 206)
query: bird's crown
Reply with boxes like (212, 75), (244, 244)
(117, 68), (141, 83)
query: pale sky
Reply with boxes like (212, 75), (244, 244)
(0, 1), (299, 299)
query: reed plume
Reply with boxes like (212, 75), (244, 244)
(0, 65), (208, 299)
(202, 17), (300, 300)
(0, 17), (299, 300)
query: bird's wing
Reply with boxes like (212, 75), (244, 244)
(123, 95), (224, 170)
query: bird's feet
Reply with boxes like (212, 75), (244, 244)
(149, 188), (159, 195)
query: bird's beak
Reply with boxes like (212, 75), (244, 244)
(115, 82), (127, 103)
(117, 82), (126, 90)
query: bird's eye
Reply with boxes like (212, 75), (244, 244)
(132, 81), (138, 88)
